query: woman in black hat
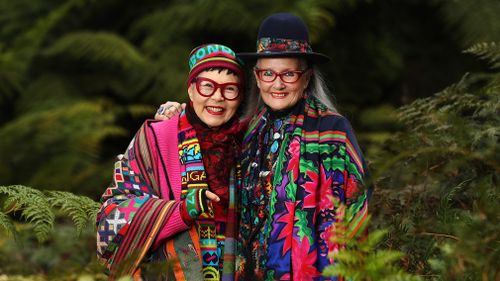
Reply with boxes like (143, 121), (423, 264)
(155, 13), (370, 281)
(235, 13), (369, 280)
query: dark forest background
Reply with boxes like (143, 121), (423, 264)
(0, 0), (498, 280)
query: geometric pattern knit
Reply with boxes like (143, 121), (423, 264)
(183, 188), (209, 219)
(96, 123), (179, 280)
(236, 96), (369, 281)
(97, 111), (240, 280)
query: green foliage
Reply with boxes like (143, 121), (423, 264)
(0, 0), (499, 279)
(357, 104), (401, 159)
(435, 0), (500, 47)
(0, 185), (100, 242)
(46, 190), (100, 235)
(323, 205), (422, 281)
(0, 0), (492, 198)
(464, 42), (500, 69)
(39, 31), (153, 100)
(3, 0), (88, 74)
(0, 100), (131, 195)
(0, 211), (18, 241)
(0, 222), (113, 280)
(371, 43), (499, 279)
(0, 185), (54, 242)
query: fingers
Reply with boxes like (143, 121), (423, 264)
(154, 102), (184, 120)
(154, 112), (170, 120)
(205, 190), (220, 202)
(164, 101), (183, 115)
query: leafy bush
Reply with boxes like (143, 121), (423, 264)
(370, 42), (499, 280)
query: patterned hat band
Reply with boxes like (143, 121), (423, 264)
(256, 37), (313, 54)
(186, 43), (244, 86)
(189, 44), (237, 70)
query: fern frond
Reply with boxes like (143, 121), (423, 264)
(324, 213), (423, 280)
(0, 100), (127, 190)
(15, 74), (83, 113)
(39, 32), (153, 100)
(131, 1), (255, 44)
(464, 42), (500, 69)
(0, 185), (54, 242)
(366, 250), (405, 269)
(46, 190), (100, 235)
(42, 32), (146, 71)
(0, 185), (99, 242)
(0, 211), (18, 241)
(360, 229), (388, 251)
(9, 0), (83, 74)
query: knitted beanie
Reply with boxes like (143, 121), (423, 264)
(187, 43), (244, 86)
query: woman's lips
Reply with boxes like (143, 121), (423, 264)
(271, 92), (288, 99)
(206, 106), (224, 115)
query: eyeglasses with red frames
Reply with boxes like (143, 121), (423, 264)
(254, 68), (309, 83)
(193, 77), (241, 100)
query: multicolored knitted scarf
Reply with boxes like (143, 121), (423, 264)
(236, 96), (369, 281)
(178, 110), (232, 281)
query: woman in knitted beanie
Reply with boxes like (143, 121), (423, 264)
(96, 43), (246, 281)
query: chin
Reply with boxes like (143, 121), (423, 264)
(268, 103), (291, 111)
(202, 117), (225, 128)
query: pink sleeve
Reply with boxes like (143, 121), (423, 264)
(152, 205), (190, 249)
(147, 116), (189, 250)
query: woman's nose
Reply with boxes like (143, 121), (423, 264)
(211, 88), (225, 101)
(272, 78), (286, 89)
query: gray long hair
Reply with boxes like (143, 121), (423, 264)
(243, 62), (337, 118)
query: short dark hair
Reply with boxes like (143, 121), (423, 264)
(203, 67), (237, 76)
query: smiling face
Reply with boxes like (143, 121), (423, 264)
(255, 58), (311, 111)
(188, 69), (242, 128)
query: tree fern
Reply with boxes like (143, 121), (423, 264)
(0, 100), (128, 194)
(38, 31), (153, 100)
(0, 185), (99, 242)
(8, 0), (85, 75)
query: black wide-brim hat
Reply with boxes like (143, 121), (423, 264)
(237, 12), (331, 63)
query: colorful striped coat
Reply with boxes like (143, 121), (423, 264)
(96, 112), (239, 280)
(236, 96), (369, 281)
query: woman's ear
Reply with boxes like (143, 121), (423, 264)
(304, 69), (313, 89)
(187, 84), (195, 101)
(254, 71), (262, 90)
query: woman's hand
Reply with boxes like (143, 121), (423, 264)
(154, 101), (186, 120)
(182, 188), (220, 221)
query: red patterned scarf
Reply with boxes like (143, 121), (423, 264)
(186, 103), (244, 204)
